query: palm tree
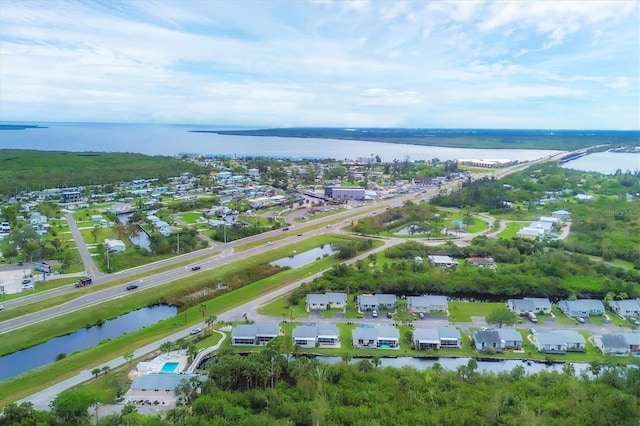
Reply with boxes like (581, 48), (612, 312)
(159, 341), (172, 358)
(175, 338), (186, 355)
(91, 368), (101, 380)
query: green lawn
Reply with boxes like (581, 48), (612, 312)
(448, 301), (505, 322)
(180, 212), (204, 225)
(258, 295), (310, 319)
(497, 222), (528, 239)
(551, 306), (577, 325)
(0, 235), (381, 406)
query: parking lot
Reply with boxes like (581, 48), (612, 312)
(0, 267), (35, 295)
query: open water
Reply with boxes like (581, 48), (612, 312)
(0, 122), (563, 163)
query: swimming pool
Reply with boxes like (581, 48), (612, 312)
(159, 361), (179, 374)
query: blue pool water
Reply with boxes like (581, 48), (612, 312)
(160, 362), (179, 374)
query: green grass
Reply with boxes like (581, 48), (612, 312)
(258, 295), (310, 319)
(0, 236), (381, 406)
(497, 222), (528, 239)
(551, 306), (577, 325)
(180, 212), (204, 225)
(448, 301), (505, 322)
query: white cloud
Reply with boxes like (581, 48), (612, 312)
(0, 0), (637, 129)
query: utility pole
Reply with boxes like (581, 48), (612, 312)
(177, 233), (180, 254)
(106, 248), (110, 271)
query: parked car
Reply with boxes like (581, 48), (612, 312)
(22, 279), (31, 285)
(372, 310), (378, 318)
(630, 318), (639, 326)
(191, 266), (201, 271)
(418, 312), (425, 319)
(22, 284), (34, 290)
(126, 284), (139, 291)
(190, 328), (202, 335)
(386, 312), (393, 319)
(0, 305), (4, 310)
(576, 317), (585, 324)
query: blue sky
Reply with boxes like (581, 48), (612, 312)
(1, 0), (638, 129)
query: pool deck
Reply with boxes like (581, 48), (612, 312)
(135, 350), (189, 374)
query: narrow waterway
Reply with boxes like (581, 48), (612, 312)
(0, 305), (177, 381)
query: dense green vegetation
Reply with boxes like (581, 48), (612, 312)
(288, 239), (640, 302)
(209, 127), (640, 151)
(4, 348), (639, 425)
(0, 150), (209, 195)
(432, 163), (640, 267)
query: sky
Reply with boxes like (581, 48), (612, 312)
(0, 0), (638, 130)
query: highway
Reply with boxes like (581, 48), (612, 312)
(0, 150), (570, 336)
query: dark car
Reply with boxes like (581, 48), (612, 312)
(386, 312), (393, 319)
(282, 227), (290, 231)
(191, 266), (201, 271)
(126, 284), (139, 291)
(297, 233), (303, 236)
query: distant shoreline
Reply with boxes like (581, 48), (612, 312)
(193, 127), (640, 151)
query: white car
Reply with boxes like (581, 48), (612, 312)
(0, 305), (4, 310)
(190, 328), (202, 335)
(266, 241), (273, 246)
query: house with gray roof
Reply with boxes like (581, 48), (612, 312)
(558, 299), (605, 317)
(356, 293), (397, 311)
(427, 255), (458, 268)
(553, 330), (586, 352)
(507, 297), (552, 315)
(533, 332), (568, 353)
(496, 328), (523, 350)
(595, 334), (629, 355)
(619, 332), (640, 352)
(292, 324), (340, 348)
(352, 325), (400, 349)
(126, 373), (206, 404)
(305, 292), (348, 311)
(412, 326), (462, 350)
(231, 323), (281, 346)
(610, 299), (640, 318)
(473, 330), (505, 352)
(407, 295), (448, 313)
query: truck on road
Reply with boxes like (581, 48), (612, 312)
(75, 277), (92, 288)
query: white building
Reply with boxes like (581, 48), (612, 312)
(105, 239), (126, 253)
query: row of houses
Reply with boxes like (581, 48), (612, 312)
(228, 323), (640, 356)
(229, 322), (463, 351)
(508, 297), (640, 320)
(305, 292), (450, 313)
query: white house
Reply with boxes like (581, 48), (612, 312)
(558, 299), (605, 317)
(427, 255), (457, 268)
(610, 299), (640, 317)
(407, 295), (448, 313)
(305, 293), (348, 311)
(507, 298), (552, 315)
(105, 239), (126, 253)
(231, 323), (281, 346)
(352, 325), (400, 349)
(292, 324), (340, 348)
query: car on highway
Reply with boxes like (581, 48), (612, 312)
(282, 227), (290, 231)
(266, 241), (273, 246)
(326, 224), (331, 228)
(190, 328), (202, 335)
(191, 266), (201, 271)
(297, 233), (303, 236)
(126, 284), (139, 291)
